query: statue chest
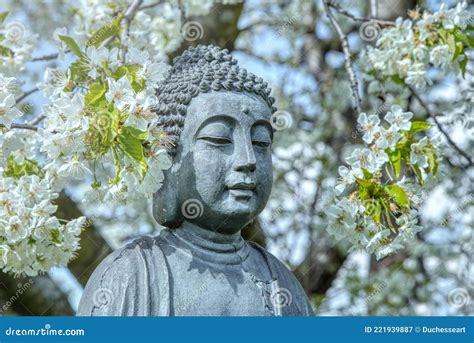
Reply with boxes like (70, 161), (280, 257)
(164, 244), (278, 316)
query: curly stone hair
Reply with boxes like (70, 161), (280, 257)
(154, 45), (277, 155)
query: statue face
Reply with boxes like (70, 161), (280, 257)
(174, 91), (273, 232)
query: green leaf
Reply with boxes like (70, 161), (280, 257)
(118, 127), (147, 176)
(113, 65), (128, 80)
(356, 177), (372, 188)
(58, 35), (83, 57)
(427, 151), (439, 175)
(0, 45), (13, 57)
(452, 27), (474, 48)
(85, 82), (106, 106)
(452, 41), (463, 62)
(390, 74), (404, 85)
(410, 121), (432, 133)
(387, 149), (401, 178)
(0, 12), (9, 25)
(3, 156), (44, 179)
(459, 54), (467, 78)
(447, 32), (456, 58)
(50, 229), (61, 244)
(412, 164), (424, 185)
(362, 168), (373, 180)
(124, 126), (148, 140)
(86, 14), (123, 48)
(386, 185), (408, 207)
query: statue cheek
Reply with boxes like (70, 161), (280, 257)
(193, 148), (230, 202)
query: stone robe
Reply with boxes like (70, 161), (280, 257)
(77, 228), (314, 316)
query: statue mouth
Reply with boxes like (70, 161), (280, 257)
(227, 182), (256, 199)
(227, 181), (256, 190)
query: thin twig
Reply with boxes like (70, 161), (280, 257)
(31, 52), (60, 62)
(0, 123), (38, 131)
(328, 2), (394, 26)
(16, 87), (39, 103)
(323, 0), (362, 113)
(121, 0), (144, 61)
(29, 114), (46, 126)
(31, 50), (71, 62)
(409, 85), (473, 167)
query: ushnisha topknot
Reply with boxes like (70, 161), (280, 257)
(154, 45), (276, 155)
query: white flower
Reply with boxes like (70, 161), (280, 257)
(84, 46), (109, 79)
(37, 68), (71, 97)
(384, 105), (413, 131)
(105, 76), (135, 112)
(0, 92), (22, 128)
(52, 27), (68, 59)
(346, 148), (379, 173)
(124, 92), (156, 131)
(335, 166), (355, 195)
(366, 229), (390, 254)
(429, 45), (450, 69)
(357, 112), (381, 144)
(327, 202), (356, 240)
(410, 137), (429, 168)
(0, 74), (17, 93)
(5, 216), (28, 243)
(57, 156), (92, 179)
(382, 125), (403, 150)
(451, 1), (470, 29)
(406, 63), (430, 89)
(139, 62), (170, 86)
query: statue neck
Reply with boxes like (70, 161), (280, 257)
(170, 221), (249, 265)
(177, 221), (242, 245)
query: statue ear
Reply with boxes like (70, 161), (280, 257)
(153, 168), (183, 228)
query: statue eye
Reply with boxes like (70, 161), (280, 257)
(253, 140), (271, 149)
(199, 136), (232, 145)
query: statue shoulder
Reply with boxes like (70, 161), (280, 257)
(77, 234), (170, 316)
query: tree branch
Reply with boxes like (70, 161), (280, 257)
(0, 123), (39, 131)
(409, 85), (473, 167)
(323, 0), (362, 113)
(31, 52), (60, 62)
(328, 2), (394, 26)
(16, 87), (39, 103)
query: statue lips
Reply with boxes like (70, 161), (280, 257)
(227, 181), (256, 200)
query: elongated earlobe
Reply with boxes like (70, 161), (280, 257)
(153, 169), (183, 228)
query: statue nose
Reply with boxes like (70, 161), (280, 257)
(233, 140), (256, 172)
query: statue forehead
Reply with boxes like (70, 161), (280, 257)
(186, 91), (272, 120)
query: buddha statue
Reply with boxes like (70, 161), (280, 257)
(78, 45), (314, 316)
